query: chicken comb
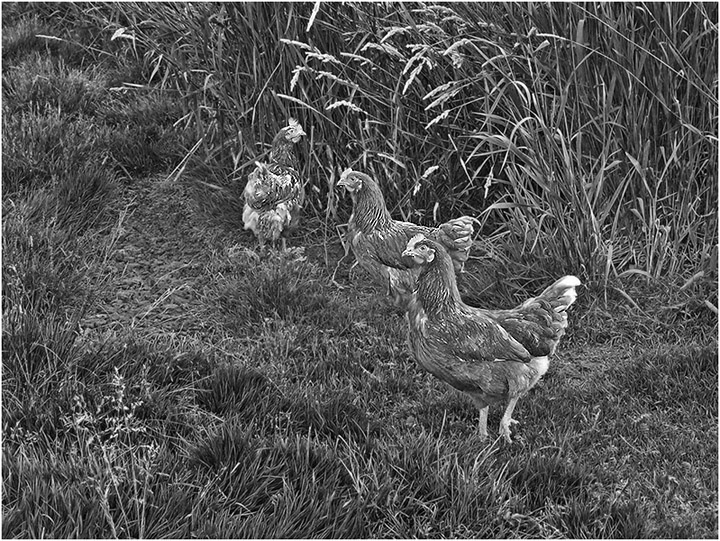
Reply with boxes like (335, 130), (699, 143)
(288, 117), (301, 128)
(407, 233), (428, 250)
(340, 167), (354, 181)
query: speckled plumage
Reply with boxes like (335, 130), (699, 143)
(243, 118), (305, 248)
(337, 168), (474, 306)
(402, 234), (581, 442)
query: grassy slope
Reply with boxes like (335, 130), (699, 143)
(2, 5), (718, 539)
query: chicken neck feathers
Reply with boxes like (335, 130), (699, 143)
(269, 134), (301, 170)
(347, 173), (394, 234)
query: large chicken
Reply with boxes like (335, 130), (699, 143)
(243, 118), (306, 250)
(401, 234), (581, 442)
(337, 168), (474, 306)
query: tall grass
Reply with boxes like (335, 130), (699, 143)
(69, 1), (718, 286)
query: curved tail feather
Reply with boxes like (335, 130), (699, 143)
(436, 216), (475, 271)
(538, 275), (582, 312)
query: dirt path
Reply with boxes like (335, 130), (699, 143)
(79, 177), (235, 342)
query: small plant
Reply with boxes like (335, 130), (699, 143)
(63, 366), (150, 447)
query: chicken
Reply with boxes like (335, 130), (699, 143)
(401, 234), (581, 442)
(337, 168), (474, 306)
(243, 118), (306, 250)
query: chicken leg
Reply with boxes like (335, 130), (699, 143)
(499, 396), (521, 443)
(471, 395), (490, 440)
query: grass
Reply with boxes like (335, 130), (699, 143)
(65, 1), (718, 287)
(2, 2), (718, 539)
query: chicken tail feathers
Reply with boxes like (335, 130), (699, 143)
(436, 216), (475, 271)
(538, 275), (582, 312)
(490, 275), (580, 358)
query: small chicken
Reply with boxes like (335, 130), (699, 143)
(243, 118), (306, 250)
(402, 234), (581, 442)
(337, 168), (474, 306)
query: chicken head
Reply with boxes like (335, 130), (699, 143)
(281, 118), (306, 143)
(337, 168), (364, 193)
(402, 234), (436, 265)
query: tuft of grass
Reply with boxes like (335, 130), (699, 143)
(1, 10), (89, 66)
(280, 389), (379, 443)
(187, 425), (367, 538)
(195, 364), (276, 419)
(505, 451), (648, 538)
(2, 101), (182, 197)
(3, 52), (107, 116)
(2, 10), (187, 198)
(205, 246), (349, 331)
